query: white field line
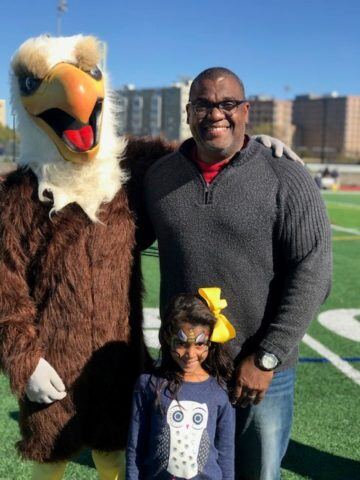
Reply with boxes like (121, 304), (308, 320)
(302, 334), (360, 386)
(326, 201), (360, 210)
(331, 224), (360, 236)
(318, 309), (360, 342)
(322, 191), (360, 195)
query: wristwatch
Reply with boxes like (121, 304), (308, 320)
(255, 350), (279, 371)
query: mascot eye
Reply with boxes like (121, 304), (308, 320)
(89, 66), (102, 81)
(193, 413), (203, 425)
(172, 410), (184, 423)
(19, 76), (41, 95)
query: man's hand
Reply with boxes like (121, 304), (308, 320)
(25, 358), (67, 404)
(252, 135), (303, 164)
(233, 353), (273, 408)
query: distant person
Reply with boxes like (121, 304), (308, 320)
(322, 167), (331, 178)
(331, 168), (339, 180)
(331, 168), (340, 189)
(143, 67), (332, 479)
(315, 171), (323, 189)
(126, 289), (236, 480)
(321, 167), (336, 189)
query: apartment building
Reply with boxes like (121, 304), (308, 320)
(293, 94), (360, 160)
(116, 81), (191, 142)
(0, 100), (6, 127)
(247, 96), (294, 147)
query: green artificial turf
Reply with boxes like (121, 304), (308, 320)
(322, 192), (360, 206)
(142, 254), (160, 308)
(328, 205), (360, 229)
(323, 192), (360, 229)
(282, 360), (360, 480)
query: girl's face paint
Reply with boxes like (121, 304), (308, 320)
(170, 322), (211, 376)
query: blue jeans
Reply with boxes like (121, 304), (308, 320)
(235, 368), (296, 480)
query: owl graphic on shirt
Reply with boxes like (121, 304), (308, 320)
(155, 399), (210, 479)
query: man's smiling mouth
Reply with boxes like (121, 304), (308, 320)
(204, 125), (231, 136)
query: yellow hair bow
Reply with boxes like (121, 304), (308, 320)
(198, 287), (236, 343)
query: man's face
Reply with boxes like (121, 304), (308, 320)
(186, 75), (249, 163)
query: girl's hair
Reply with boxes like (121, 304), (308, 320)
(154, 293), (233, 404)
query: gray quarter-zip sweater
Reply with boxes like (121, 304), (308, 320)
(144, 138), (332, 370)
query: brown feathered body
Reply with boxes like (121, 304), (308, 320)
(0, 137), (174, 462)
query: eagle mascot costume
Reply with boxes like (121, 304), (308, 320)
(0, 34), (295, 479)
(0, 34), (173, 480)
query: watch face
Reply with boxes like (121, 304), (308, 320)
(261, 353), (278, 370)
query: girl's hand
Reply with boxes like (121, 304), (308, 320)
(232, 354), (273, 407)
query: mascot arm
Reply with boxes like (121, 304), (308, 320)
(123, 136), (176, 251)
(252, 135), (303, 164)
(0, 258), (42, 396)
(0, 204), (42, 397)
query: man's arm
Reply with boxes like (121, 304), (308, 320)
(234, 162), (332, 405)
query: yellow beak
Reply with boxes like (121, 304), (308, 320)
(21, 63), (105, 163)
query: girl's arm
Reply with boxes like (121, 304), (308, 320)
(126, 378), (151, 480)
(215, 400), (236, 480)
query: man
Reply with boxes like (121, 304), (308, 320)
(143, 67), (332, 480)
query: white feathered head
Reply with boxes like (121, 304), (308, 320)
(10, 34), (127, 221)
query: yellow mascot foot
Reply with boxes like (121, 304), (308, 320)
(92, 450), (125, 480)
(31, 461), (67, 480)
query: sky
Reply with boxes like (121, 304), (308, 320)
(1, 0), (359, 125)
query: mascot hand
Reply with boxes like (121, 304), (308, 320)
(25, 358), (67, 404)
(252, 135), (303, 164)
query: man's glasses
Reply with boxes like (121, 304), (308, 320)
(188, 100), (247, 117)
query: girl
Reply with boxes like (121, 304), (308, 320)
(126, 287), (236, 480)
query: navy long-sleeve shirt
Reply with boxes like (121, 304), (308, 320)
(126, 374), (235, 480)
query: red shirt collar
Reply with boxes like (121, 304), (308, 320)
(192, 135), (249, 184)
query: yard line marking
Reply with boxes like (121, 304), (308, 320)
(299, 357), (360, 363)
(326, 201), (360, 210)
(302, 334), (360, 386)
(331, 224), (360, 235)
(143, 308), (161, 349)
(332, 236), (360, 241)
(322, 191), (360, 195)
(318, 309), (360, 341)
(321, 190), (360, 193)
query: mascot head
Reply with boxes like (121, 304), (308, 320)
(10, 34), (127, 221)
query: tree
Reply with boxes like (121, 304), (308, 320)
(247, 122), (273, 136)
(0, 124), (16, 143)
